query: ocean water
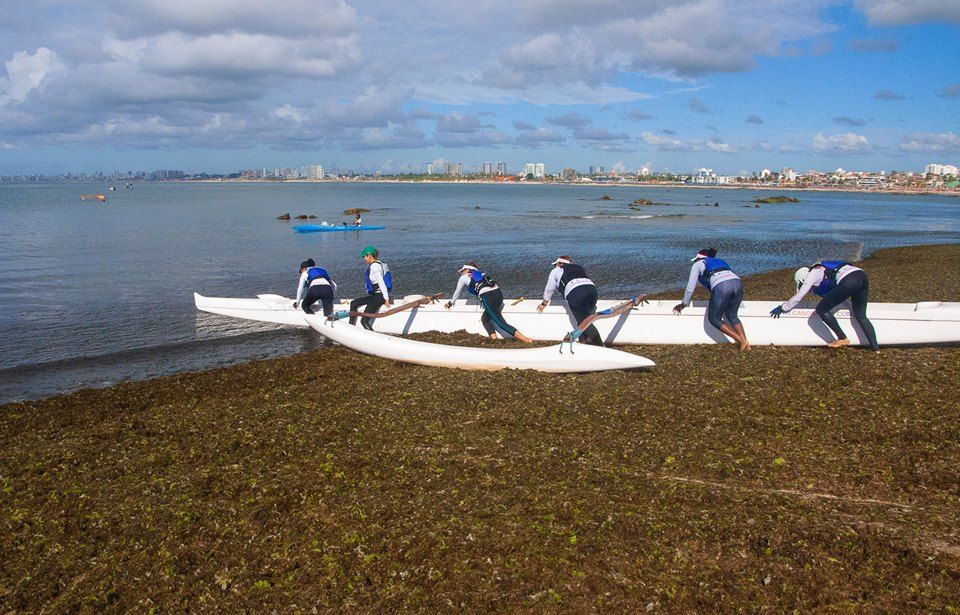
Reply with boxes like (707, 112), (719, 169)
(1, 181), (958, 402)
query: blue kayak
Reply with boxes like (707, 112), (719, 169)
(293, 224), (386, 233)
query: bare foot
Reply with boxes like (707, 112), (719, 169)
(515, 332), (534, 344)
(739, 339), (751, 351)
(827, 338), (850, 348)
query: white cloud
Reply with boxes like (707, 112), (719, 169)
(0, 48), (60, 107)
(811, 132), (872, 153)
(640, 131), (692, 151)
(273, 104), (308, 124)
(899, 132), (960, 153)
(705, 138), (736, 153)
(855, 0), (960, 26)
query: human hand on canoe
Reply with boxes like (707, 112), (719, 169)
(672, 302), (685, 314)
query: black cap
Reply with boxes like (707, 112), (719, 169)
(299, 258), (315, 270)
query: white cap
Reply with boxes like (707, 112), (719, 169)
(794, 266), (811, 288)
(690, 250), (710, 262)
(551, 257), (571, 265)
(459, 264), (477, 272)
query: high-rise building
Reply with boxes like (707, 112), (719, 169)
(426, 163), (434, 175)
(561, 168), (577, 182)
(496, 161), (507, 176)
(534, 163), (545, 178)
(482, 161), (494, 176)
(523, 163), (535, 176)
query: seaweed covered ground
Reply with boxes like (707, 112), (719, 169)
(1, 244), (958, 612)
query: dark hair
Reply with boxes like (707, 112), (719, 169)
(700, 247), (717, 258)
(300, 258), (315, 270)
(462, 260), (478, 268)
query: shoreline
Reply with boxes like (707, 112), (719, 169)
(1, 243), (958, 611)
(187, 177), (960, 197)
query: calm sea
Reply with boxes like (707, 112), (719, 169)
(1, 181), (958, 402)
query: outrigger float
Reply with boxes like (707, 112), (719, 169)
(195, 292), (960, 347)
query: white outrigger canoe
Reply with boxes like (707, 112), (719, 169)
(194, 292), (960, 347)
(303, 314), (654, 372)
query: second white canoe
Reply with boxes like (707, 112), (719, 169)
(303, 314), (655, 373)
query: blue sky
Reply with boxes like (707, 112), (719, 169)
(0, 0), (957, 175)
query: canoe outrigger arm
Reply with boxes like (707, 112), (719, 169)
(560, 295), (648, 354)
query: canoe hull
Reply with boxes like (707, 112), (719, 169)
(303, 314), (655, 372)
(292, 224), (385, 233)
(194, 293), (960, 346)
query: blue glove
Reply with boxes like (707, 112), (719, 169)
(769, 306), (785, 319)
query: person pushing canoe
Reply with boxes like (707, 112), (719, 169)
(770, 260), (879, 351)
(294, 258), (338, 316)
(444, 262), (533, 343)
(673, 248), (750, 350)
(349, 246), (393, 330)
(537, 256), (602, 346)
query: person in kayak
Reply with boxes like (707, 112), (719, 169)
(444, 262), (533, 343)
(770, 260), (879, 351)
(349, 246), (392, 330)
(537, 256), (602, 346)
(672, 248), (750, 350)
(294, 259), (338, 316)
(354, 212), (362, 226)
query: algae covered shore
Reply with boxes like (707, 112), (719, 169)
(2, 244), (959, 611)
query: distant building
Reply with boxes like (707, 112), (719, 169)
(426, 163), (434, 175)
(638, 166), (652, 178)
(926, 163), (958, 176)
(561, 168), (577, 182)
(482, 161), (494, 176)
(780, 168), (798, 182)
(496, 161), (507, 176)
(523, 163), (535, 177)
(691, 168), (730, 185)
(534, 163), (545, 178)
(759, 168), (772, 180)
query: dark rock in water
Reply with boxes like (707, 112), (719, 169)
(474, 205), (481, 210)
(600, 195), (612, 200)
(277, 213), (291, 220)
(294, 214), (318, 220)
(632, 198), (653, 205)
(754, 195), (799, 204)
(714, 202), (719, 207)
(755, 204), (761, 208)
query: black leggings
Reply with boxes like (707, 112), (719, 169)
(349, 293), (385, 330)
(816, 270), (879, 350)
(566, 284), (602, 346)
(478, 289), (518, 337)
(301, 284), (334, 316)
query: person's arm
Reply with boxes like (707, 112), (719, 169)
(782, 268), (824, 311)
(448, 274), (469, 304)
(294, 271), (309, 305)
(538, 268), (562, 312)
(370, 263), (390, 302)
(681, 261), (704, 306)
(542, 268), (561, 303)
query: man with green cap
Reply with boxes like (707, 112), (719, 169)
(350, 246), (393, 330)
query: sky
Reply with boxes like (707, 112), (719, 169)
(0, 0), (957, 176)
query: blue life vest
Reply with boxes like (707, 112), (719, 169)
(364, 261), (392, 294)
(810, 260), (849, 296)
(466, 269), (496, 295)
(557, 263), (590, 295)
(305, 266), (331, 284)
(697, 257), (732, 289)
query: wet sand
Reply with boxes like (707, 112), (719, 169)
(1, 244), (958, 611)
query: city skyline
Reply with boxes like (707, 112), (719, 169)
(0, 1), (957, 176)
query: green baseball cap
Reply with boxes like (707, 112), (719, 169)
(360, 245), (377, 257)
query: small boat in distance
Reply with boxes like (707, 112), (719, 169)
(81, 194), (106, 202)
(125, 183), (133, 189)
(108, 186), (116, 191)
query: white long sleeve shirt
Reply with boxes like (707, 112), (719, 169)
(781, 264), (860, 311)
(367, 262), (390, 301)
(542, 267), (593, 302)
(449, 273), (497, 302)
(682, 260), (739, 306)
